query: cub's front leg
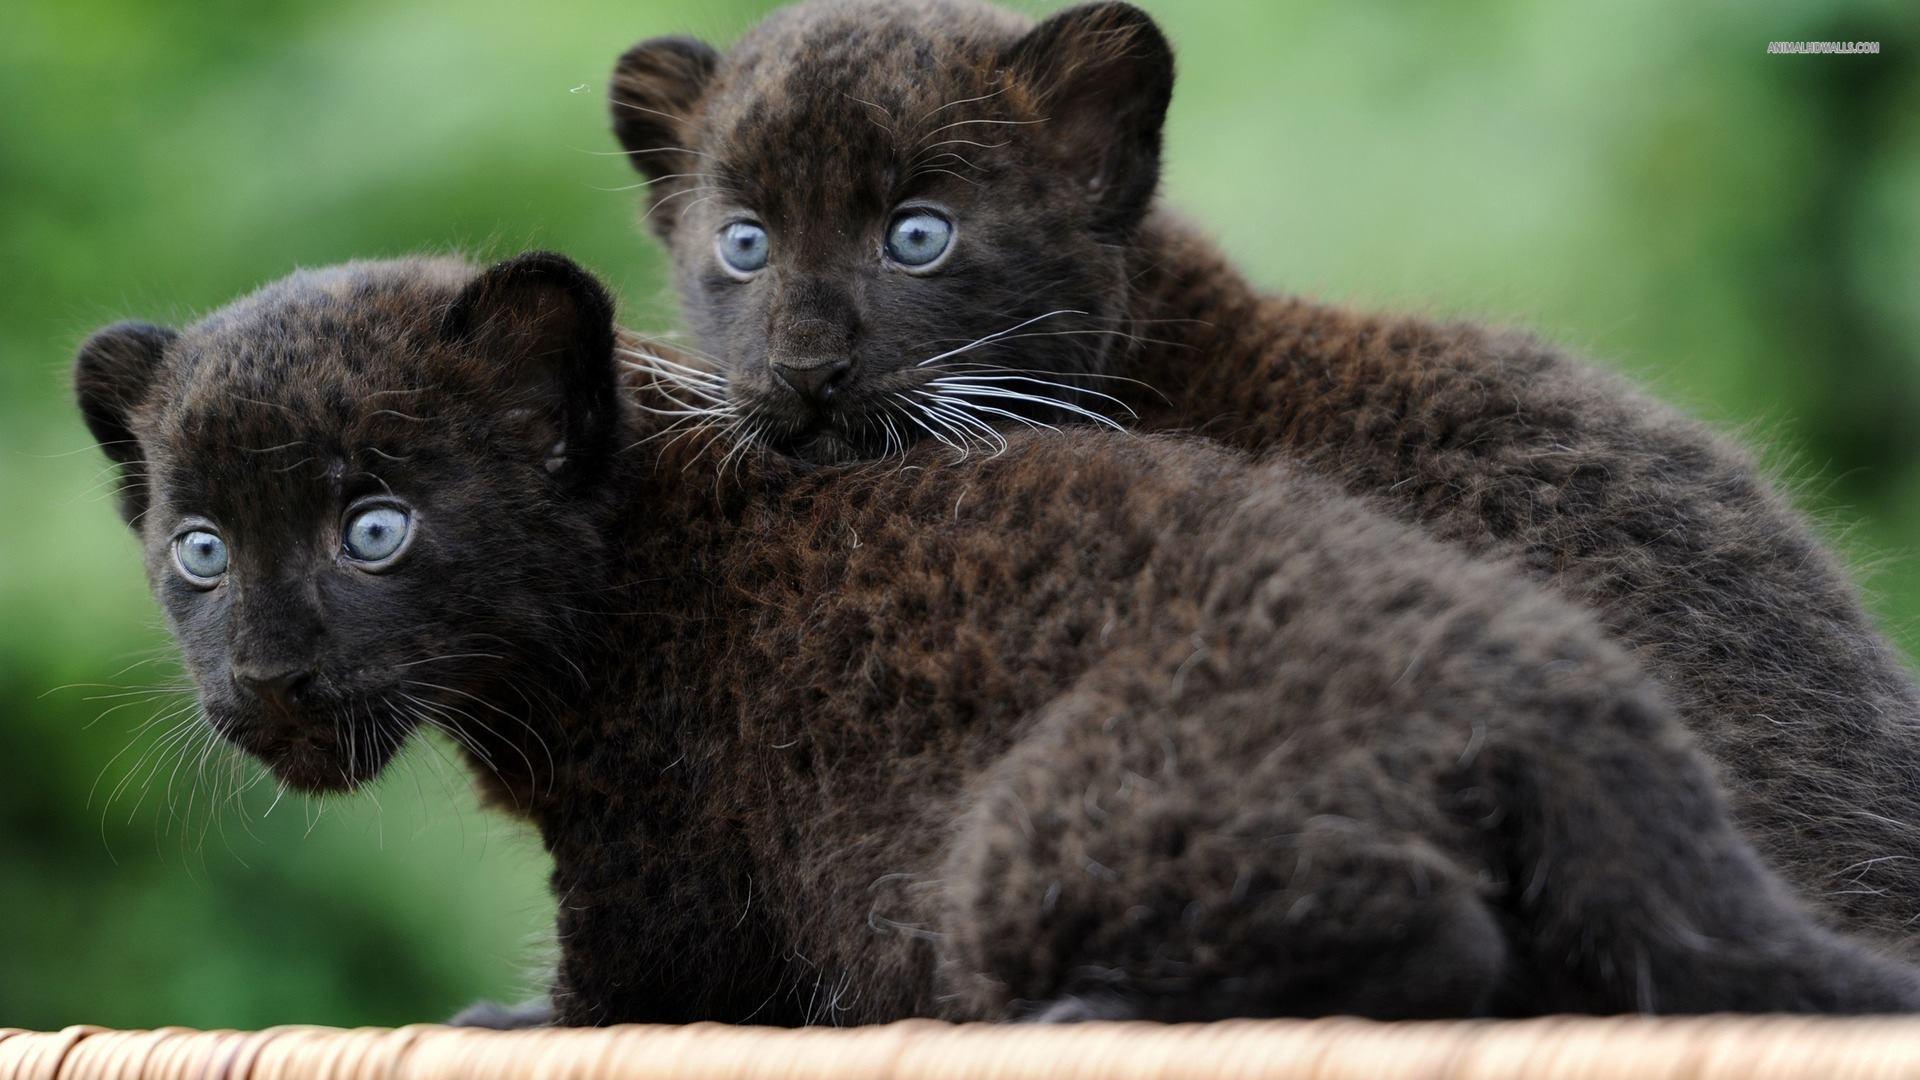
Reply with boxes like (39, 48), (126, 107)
(543, 840), (807, 1026)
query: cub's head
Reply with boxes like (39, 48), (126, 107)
(611, 0), (1172, 462)
(74, 253), (618, 796)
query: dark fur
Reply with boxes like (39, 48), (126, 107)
(609, 0), (1920, 950)
(75, 255), (1920, 1023)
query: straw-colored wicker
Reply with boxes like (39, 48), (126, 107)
(8, 1017), (1920, 1080)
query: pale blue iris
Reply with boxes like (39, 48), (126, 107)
(175, 530), (228, 582)
(344, 506), (409, 563)
(886, 212), (952, 266)
(718, 221), (770, 273)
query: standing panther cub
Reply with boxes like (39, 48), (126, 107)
(609, 0), (1920, 950)
(74, 252), (1920, 1023)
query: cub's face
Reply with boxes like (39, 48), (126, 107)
(611, 0), (1172, 462)
(73, 254), (618, 795)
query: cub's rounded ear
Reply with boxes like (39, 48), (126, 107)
(1005, 2), (1174, 234)
(440, 252), (619, 491)
(609, 35), (720, 240)
(74, 320), (175, 526)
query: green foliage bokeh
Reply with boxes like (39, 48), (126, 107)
(1, 0), (1915, 1029)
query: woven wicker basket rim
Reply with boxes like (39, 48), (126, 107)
(8, 1017), (1920, 1080)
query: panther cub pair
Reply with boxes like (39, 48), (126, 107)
(70, 0), (1920, 1026)
(74, 253), (1920, 1022)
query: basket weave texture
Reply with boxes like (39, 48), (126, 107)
(8, 1018), (1920, 1080)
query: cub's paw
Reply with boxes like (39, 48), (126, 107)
(449, 997), (555, 1029)
(1016, 994), (1140, 1024)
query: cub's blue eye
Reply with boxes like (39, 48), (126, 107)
(343, 505), (411, 565)
(717, 221), (770, 275)
(885, 211), (953, 268)
(173, 529), (228, 585)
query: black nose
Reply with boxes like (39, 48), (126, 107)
(232, 665), (315, 709)
(771, 358), (851, 406)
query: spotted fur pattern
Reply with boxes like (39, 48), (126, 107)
(75, 255), (1920, 1024)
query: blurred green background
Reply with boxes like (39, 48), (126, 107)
(2, 0), (1916, 1030)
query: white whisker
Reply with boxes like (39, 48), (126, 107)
(924, 383), (1126, 430)
(929, 373), (1137, 416)
(915, 310), (1086, 368)
(918, 86), (1008, 122)
(919, 397), (1008, 455)
(921, 393), (1060, 437)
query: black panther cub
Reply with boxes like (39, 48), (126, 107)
(75, 252), (1920, 1024)
(609, 0), (1920, 951)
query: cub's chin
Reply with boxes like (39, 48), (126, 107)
(209, 704), (416, 794)
(767, 419), (887, 466)
(787, 431), (863, 465)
